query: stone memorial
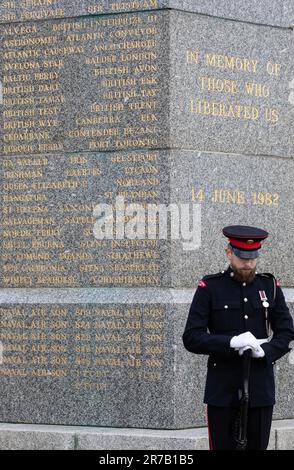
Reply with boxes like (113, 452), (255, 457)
(0, 0), (293, 449)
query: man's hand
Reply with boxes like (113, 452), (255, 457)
(238, 345), (265, 358)
(230, 331), (260, 351)
(238, 338), (268, 358)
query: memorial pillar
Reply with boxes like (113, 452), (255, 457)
(0, 0), (293, 447)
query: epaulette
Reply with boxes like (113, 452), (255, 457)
(197, 272), (224, 288)
(202, 272), (225, 281)
(257, 272), (281, 288)
(256, 272), (281, 300)
(256, 272), (276, 280)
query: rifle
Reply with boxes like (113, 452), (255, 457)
(235, 348), (252, 450)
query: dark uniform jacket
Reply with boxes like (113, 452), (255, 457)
(183, 266), (294, 407)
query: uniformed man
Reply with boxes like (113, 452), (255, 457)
(183, 225), (294, 450)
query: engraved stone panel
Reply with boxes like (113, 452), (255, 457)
(0, 11), (169, 156)
(0, 150), (170, 287)
(170, 150), (294, 287)
(0, 300), (177, 427)
(170, 11), (294, 157)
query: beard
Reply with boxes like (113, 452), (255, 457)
(231, 265), (256, 283)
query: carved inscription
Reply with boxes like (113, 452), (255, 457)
(0, 304), (166, 390)
(0, 12), (167, 155)
(187, 50), (282, 124)
(0, 1), (160, 22)
(191, 187), (281, 207)
(0, 12), (168, 288)
(0, 150), (166, 287)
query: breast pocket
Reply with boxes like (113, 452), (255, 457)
(251, 299), (275, 337)
(210, 300), (242, 332)
(251, 299), (275, 312)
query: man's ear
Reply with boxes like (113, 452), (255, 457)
(225, 246), (232, 261)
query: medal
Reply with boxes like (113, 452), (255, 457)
(259, 290), (271, 336)
(259, 290), (268, 305)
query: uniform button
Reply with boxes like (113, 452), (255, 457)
(213, 363), (217, 367)
(244, 298), (248, 302)
(221, 270), (225, 273)
(243, 282), (246, 287)
(244, 315), (248, 320)
(230, 272), (234, 277)
(224, 305), (228, 309)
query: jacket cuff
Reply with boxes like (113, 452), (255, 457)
(260, 343), (275, 365)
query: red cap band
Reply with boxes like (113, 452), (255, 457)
(229, 238), (261, 250)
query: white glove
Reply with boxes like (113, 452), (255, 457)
(238, 338), (268, 358)
(230, 331), (260, 351)
(238, 345), (265, 358)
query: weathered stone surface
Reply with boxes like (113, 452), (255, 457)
(267, 427), (276, 450)
(0, 423), (75, 450)
(275, 420), (294, 450)
(170, 150), (294, 287)
(76, 427), (209, 450)
(168, 1), (294, 27)
(1, 1), (293, 28)
(2, 421), (294, 450)
(0, 421), (292, 450)
(170, 11), (294, 158)
(1, 420), (294, 449)
(173, 303), (207, 428)
(272, 356), (294, 422)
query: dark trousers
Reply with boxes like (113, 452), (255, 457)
(207, 405), (273, 450)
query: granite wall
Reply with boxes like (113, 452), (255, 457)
(0, 1), (293, 429)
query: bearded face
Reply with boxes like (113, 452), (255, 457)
(230, 263), (256, 283)
(225, 246), (257, 284)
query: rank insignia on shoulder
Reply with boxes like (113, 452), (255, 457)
(198, 280), (207, 288)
